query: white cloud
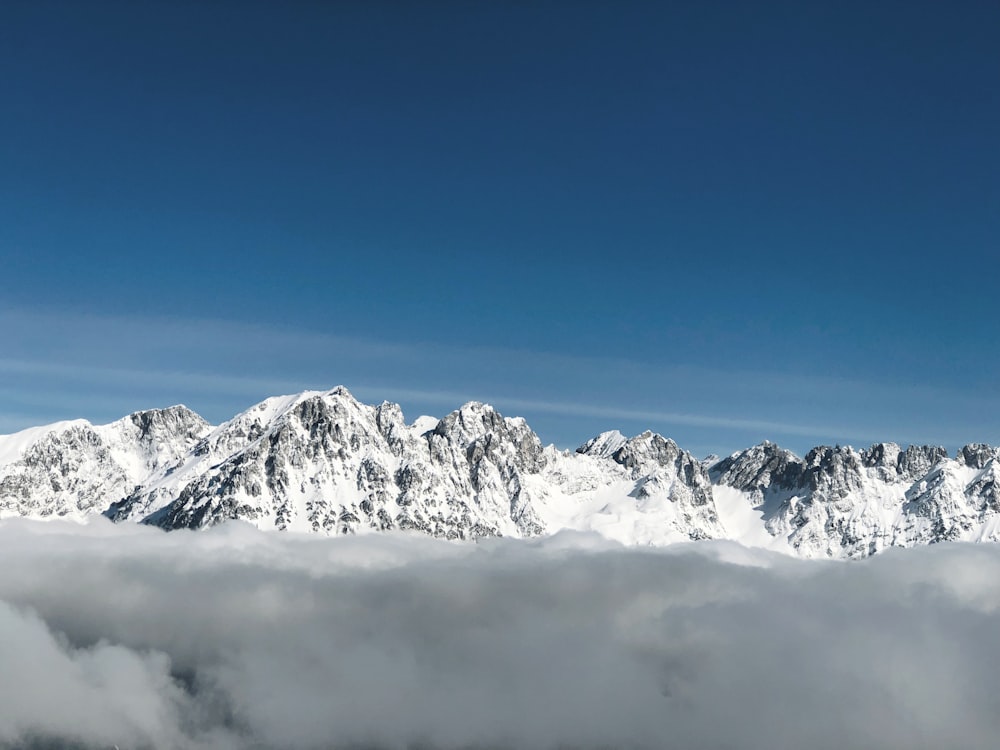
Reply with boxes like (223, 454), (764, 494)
(0, 600), (190, 748)
(1, 519), (1000, 749)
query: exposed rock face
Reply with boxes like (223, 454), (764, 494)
(612, 432), (720, 540)
(2, 387), (999, 558)
(0, 406), (209, 520)
(105, 390), (551, 540)
(712, 440), (1000, 558)
(957, 443), (999, 470)
(577, 430), (628, 459)
(710, 441), (801, 507)
(109, 392), (723, 544)
(897, 444), (951, 482)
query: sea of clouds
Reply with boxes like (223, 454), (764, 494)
(1, 519), (999, 749)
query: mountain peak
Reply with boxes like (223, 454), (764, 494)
(324, 385), (357, 400)
(5, 387), (1000, 559)
(576, 430), (628, 458)
(432, 401), (506, 440)
(611, 432), (685, 471)
(710, 441), (802, 502)
(957, 443), (998, 470)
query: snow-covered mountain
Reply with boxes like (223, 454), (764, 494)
(0, 406), (210, 521)
(2, 386), (998, 558)
(709, 440), (1000, 557)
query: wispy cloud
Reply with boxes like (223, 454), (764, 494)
(1, 306), (996, 451)
(0, 357), (311, 398)
(0, 357), (873, 445)
(489, 395), (883, 442)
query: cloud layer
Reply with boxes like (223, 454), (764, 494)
(1, 520), (999, 749)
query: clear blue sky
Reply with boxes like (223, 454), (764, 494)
(1, 0), (997, 457)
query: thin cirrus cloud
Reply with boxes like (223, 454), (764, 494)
(1, 519), (1000, 749)
(0, 306), (995, 452)
(0, 354), (879, 448)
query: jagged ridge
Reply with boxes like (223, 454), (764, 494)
(1, 387), (998, 558)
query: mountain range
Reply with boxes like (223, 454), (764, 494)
(2, 386), (998, 558)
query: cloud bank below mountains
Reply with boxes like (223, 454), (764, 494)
(1, 520), (999, 749)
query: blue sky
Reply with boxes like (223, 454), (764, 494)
(1, 0), (998, 457)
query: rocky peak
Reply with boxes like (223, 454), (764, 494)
(9, 387), (1000, 559)
(801, 445), (866, 496)
(0, 407), (208, 520)
(374, 401), (407, 451)
(611, 432), (680, 471)
(576, 430), (628, 459)
(860, 442), (949, 483)
(957, 443), (998, 470)
(119, 406), (211, 465)
(433, 402), (505, 441)
(897, 444), (949, 481)
(429, 403), (544, 473)
(966, 460), (1000, 513)
(607, 433), (714, 508)
(290, 391), (369, 437)
(861, 441), (901, 467)
(860, 442), (904, 483)
(127, 405), (208, 438)
(710, 441), (802, 505)
(12, 423), (106, 470)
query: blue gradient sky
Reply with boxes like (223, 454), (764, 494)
(1, 1), (998, 457)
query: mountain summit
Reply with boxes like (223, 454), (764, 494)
(1, 387), (997, 558)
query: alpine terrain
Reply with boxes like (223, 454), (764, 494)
(2, 386), (998, 559)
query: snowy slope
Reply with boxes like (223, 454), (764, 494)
(2, 386), (999, 558)
(0, 406), (209, 521)
(711, 441), (1000, 558)
(106, 389), (723, 544)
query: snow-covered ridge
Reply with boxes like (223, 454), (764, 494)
(1, 386), (998, 558)
(0, 405), (210, 522)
